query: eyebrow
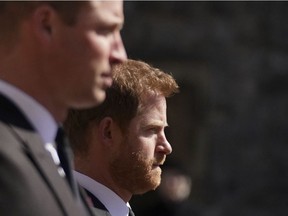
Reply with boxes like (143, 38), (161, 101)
(141, 120), (169, 128)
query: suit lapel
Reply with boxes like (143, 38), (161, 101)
(83, 188), (112, 216)
(0, 94), (85, 215)
(14, 126), (75, 215)
(84, 188), (109, 211)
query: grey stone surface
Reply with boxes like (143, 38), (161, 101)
(122, 2), (288, 216)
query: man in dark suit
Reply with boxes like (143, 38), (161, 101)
(0, 1), (126, 215)
(64, 60), (179, 216)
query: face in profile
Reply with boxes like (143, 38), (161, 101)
(49, 0), (127, 109)
(109, 95), (172, 194)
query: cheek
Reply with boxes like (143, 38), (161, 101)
(86, 33), (111, 58)
(132, 137), (156, 158)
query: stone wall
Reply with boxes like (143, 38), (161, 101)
(122, 2), (288, 216)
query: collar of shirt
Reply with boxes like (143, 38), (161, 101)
(73, 170), (131, 216)
(0, 80), (57, 144)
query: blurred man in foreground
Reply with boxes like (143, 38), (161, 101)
(0, 1), (126, 215)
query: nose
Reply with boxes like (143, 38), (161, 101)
(156, 134), (172, 155)
(110, 32), (127, 64)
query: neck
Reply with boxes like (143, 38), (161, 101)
(75, 156), (133, 203)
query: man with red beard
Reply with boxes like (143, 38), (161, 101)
(64, 59), (179, 216)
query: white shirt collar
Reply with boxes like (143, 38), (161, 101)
(73, 170), (130, 216)
(0, 80), (57, 143)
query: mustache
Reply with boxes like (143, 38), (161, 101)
(131, 150), (167, 167)
(153, 154), (166, 166)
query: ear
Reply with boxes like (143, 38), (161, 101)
(98, 117), (114, 145)
(31, 5), (57, 43)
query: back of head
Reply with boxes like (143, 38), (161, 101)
(64, 59), (179, 155)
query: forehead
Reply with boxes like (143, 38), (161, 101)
(131, 95), (168, 127)
(81, 0), (124, 25)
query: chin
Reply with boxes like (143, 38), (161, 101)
(93, 90), (106, 105)
(146, 172), (162, 191)
(134, 178), (161, 195)
(71, 93), (105, 110)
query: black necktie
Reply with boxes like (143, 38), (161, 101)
(56, 128), (94, 216)
(55, 127), (77, 196)
(129, 208), (135, 216)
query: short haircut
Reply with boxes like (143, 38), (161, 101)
(64, 59), (179, 155)
(0, 1), (86, 45)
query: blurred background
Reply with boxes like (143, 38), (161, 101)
(121, 1), (288, 216)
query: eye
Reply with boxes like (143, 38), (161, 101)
(147, 128), (157, 133)
(96, 28), (113, 36)
(95, 24), (118, 36)
(146, 126), (161, 134)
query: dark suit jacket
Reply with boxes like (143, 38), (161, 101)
(0, 94), (94, 216)
(84, 189), (112, 216)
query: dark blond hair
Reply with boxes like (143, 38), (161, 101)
(64, 59), (179, 154)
